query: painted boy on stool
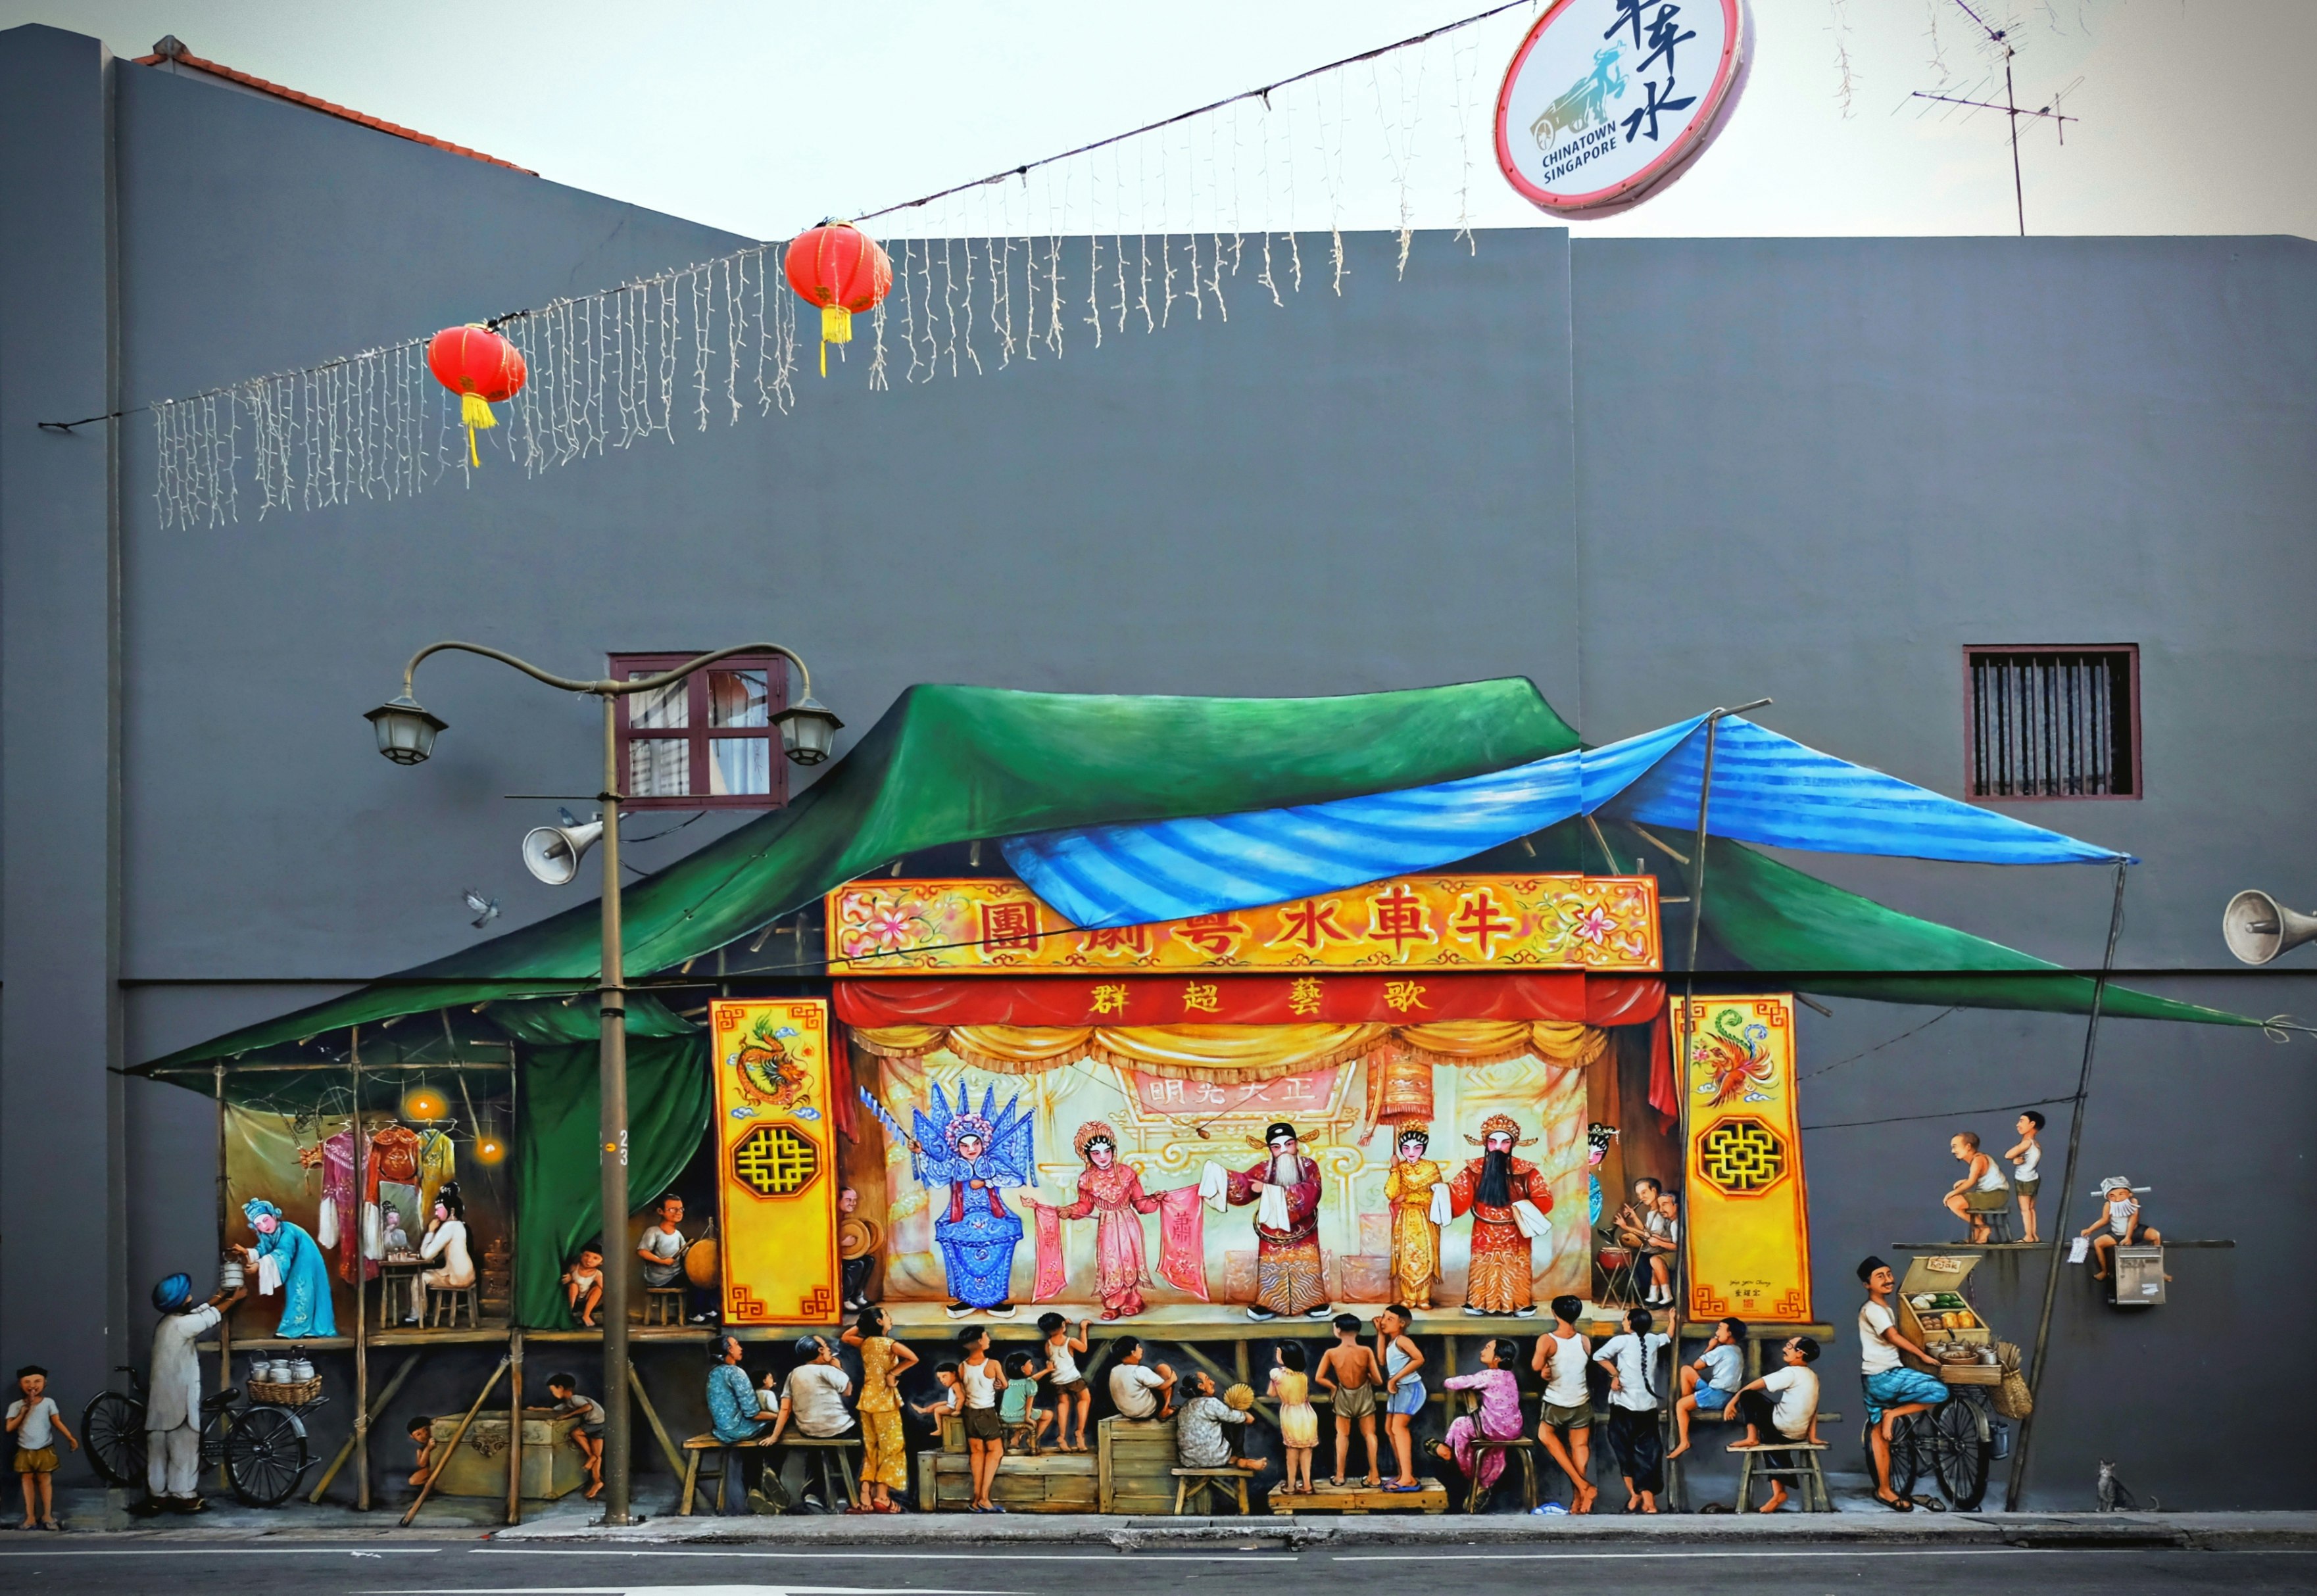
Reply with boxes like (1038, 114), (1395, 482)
(1226, 1123), (1330, 1321)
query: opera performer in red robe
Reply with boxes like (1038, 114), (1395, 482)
(1448, 1113), (1552, 1317)
(1225, 1121), (1330, 1322)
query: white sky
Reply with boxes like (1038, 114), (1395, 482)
(6, 1), (2311, 243)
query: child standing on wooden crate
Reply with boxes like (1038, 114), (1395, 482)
(1314, 1313), (1382, 1487)
(1375, 1304), (1428, 1491)
(1269, 1344), (1319, 1494)
(1033, 1313), (1092, 1453)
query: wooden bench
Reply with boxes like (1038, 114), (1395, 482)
(1269, 1478), (1448, 1515)
(1171, 1465), (1260, 1515)
(642, 1287), (687, 1326)
(678, 1432), (860, 1514)
(1462, 1434), (1540, 1513)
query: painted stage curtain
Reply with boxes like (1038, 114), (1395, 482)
(846, 1020), (1609, 1085)
(513, 1034), (711, 1329)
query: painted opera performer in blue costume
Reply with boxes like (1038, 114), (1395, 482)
(912, 1082), (1034, 1320)
(233, 1198), (337, 1339)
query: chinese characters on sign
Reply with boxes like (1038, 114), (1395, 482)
(827, 875), (1661, 975)
(1494, 0), (1749, 218)
(1677, 994), (1812, 1325)
(712, 1000), (841, 1324)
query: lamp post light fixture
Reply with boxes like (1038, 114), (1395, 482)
(363, 641), (833, 1526)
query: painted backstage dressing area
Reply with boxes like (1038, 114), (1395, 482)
(124, 676), (2250, 1526)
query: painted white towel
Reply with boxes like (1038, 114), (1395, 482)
(1511, 1199), (1551, 1240)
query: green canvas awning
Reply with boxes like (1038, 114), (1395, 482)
(136, 676), (2251, 1077)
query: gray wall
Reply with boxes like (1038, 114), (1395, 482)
(4, 23), (2312, 1507)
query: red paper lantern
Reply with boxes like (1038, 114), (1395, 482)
(426, 323), (527, 466)
(783, 221), (893, 376)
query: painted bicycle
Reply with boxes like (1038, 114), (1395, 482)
(81, 1364), (320, 1507)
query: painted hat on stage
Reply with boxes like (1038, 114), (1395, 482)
(1467, 1113), (1535, 1148)
(1073, 1120), (1119, 1161)
(1263, 1122), (1298, 1146)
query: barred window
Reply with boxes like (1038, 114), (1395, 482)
(1966, 647), (2139, 800)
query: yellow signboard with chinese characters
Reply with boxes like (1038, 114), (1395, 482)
(1678, 994), (1811, 1325)
(712, 998), (841, 1325)
(826, 874), (1659, 975)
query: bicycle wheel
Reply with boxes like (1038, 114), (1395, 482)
(1931, 1398), (1991, 1509)
(80, 1391), (147, 1487)
(224, 1406), (308, 1507)
(1885, 1411), (1930, 1501)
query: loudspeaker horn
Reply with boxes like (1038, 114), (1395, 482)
(2222, 888), (2317, 965)
(522, 819), (603, 886)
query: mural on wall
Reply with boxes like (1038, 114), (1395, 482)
(1678, 994), (1812, 1325)
(840, 1036), (1594, 1322)
(221, 1081), (510, 1338)
(711, 999), (843, 1326)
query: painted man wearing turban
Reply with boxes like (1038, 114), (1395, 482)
(1448, 1114), (1552, 1317)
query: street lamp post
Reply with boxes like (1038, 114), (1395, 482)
(366, 642), (837, 1524)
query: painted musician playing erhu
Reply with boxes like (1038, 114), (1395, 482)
(1449, 1113), (1552, 1317)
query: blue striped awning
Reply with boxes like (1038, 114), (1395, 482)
(1000, 714), (2131, 929)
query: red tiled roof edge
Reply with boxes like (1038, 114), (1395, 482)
(131, 43), (537, 176)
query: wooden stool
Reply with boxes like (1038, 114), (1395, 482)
(1463, 1436), (1540, 1513)
(775, 1435), (863, 1511)
(1733, 1441), (1833, 1512)
(1964, 1188), (2016, 1243)
(424, 1283), (479, 1327)
(1002, 1420), (1040, 1456)
(643, 1287), (686, 1326)
(679, 1433), (775, 1515)
(1171, 1466), (1257, 1514)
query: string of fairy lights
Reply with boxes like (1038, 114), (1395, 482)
(148, 3), (1528, 530)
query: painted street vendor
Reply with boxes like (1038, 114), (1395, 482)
(1225, 1122), (1330, 1321)
(1856, 1255), (1948, 1512)
(234, 1197), (335, 1338)
(131, 1271), (245, 1516)
(1448, 1113), (1551, 1317)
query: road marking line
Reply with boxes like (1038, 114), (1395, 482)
(474, 1550), (1298, 1562)
(0, 1547), (446, 1557)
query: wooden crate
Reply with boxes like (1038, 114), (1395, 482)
(1269, 1478), (1448, 1514)
(428, 1410), (584, 1500)
(1097, 1416), (1180, 1515)
(914, 1447), (1098, 1512)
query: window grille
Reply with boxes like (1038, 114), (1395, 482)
(1966, 647), (2138, 799)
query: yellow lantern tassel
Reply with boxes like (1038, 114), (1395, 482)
(818, 303), (852, 377)
(460, 390), (497, 467)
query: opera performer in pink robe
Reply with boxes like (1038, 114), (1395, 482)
(1055, 1121), (1165, 1318)
(1226, 1121), (1330, 1322)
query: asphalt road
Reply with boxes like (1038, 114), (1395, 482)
(0, 1542), (2312, 1595)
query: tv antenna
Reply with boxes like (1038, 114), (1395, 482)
(1908, 0), (2080, 235)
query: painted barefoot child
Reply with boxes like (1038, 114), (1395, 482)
(1314, 1313), (1382, 1486)
(1375, 1304), (1427, 1491)
(545, 1372), (606, 1499)
(8, 1366), (77, 1531)
(1269, 1344), (1319, 1493)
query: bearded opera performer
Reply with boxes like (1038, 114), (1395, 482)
(1448, 1113), (1552, 1317)
(1225, 1122), (1330, 1322)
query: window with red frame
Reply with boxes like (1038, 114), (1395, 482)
(612, 653), (791, 810)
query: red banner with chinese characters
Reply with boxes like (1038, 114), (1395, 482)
(825, 874), (1660, 976)
(833, 973), (1664, 1027)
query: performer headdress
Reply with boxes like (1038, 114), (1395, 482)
(1586, 1121), (1619, 1153)
(1466, 1113), (1535, 1148)
(944, 1113), (994, 1152)
(1394, 1123), (1431, 1149)
(1073, 1120), (1119, 1161)
(242, 1197), (283, 1223)
(1263, 1121), (1298, 1146)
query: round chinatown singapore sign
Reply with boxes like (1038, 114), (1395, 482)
(1495, 0), (1753, 217)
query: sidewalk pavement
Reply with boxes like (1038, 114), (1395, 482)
(36, 1486), (2317, 1550)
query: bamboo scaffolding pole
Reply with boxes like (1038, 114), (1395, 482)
(309, 1351), (422, 1503)
(401, 1355), (511, 1526)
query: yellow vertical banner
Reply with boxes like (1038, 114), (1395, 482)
(1678, 994), (1813, 1325)
(712, 998), (841, 1326)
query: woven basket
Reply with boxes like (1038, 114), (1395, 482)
(1988, 1341), (2033, 1419)
(247, 1375), (323, 1406)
